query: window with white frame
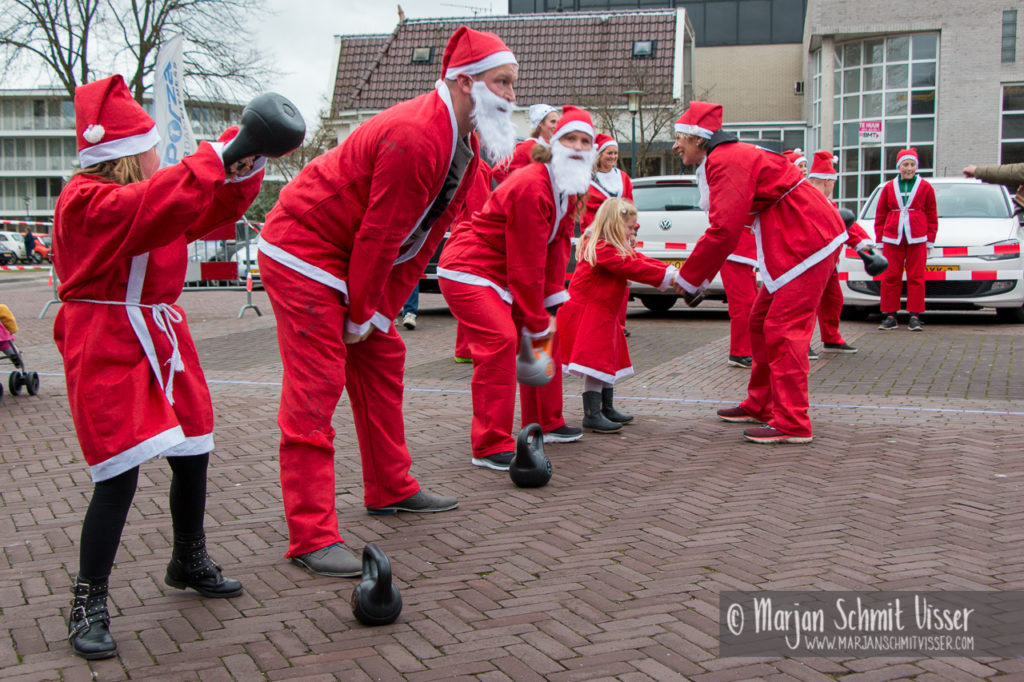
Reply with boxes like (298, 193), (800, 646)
(1002, 84), (1024, 164)
(831, 33), (939, 212)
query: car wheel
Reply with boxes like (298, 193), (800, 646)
(9, 371), (23, 396)
(840, 305), (873, 321)
(995, 306), (1024, 323)
(638, 295), (678, 313)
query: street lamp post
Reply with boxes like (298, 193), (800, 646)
(623, 89), (643, 177)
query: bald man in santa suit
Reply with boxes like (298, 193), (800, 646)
(257, 26), (519, 577)
(672, 101), (847, 444)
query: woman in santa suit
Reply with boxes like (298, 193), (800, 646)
(438, 106), (597, 470)
(52, 75), (264, 659)
(873, 147), (937, 332)
(672, 101), (847, 444)
(581, 134), (634, 229)
(491, 103), (559, 184)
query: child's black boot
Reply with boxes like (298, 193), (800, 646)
(601, 387), (633, 424)
(582, 391), (622, 433)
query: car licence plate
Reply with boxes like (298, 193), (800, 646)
(925, 265), (959, 271)
(661, 259), (686, 269)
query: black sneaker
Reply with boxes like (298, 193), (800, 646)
(908, 315), (923, 331)
(808, 346), (819, 360)
(878, 315), (898, 330)
(366, 489), (458, 515)
(472, 452), (514, 471)
(543, 425), (583, 443)
(728, 355), (752, 369)
(823, 342), (858, 353)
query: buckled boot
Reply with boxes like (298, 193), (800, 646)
(68, 576), (116, 660)
(582, 391), (622, 433)
(601, 387), (633, 424)
(164, 532), (243, 598)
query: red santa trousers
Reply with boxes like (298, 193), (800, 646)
(455, 322), (471, 359)
(880, 241), (927, 314)
(719, 260), (757, 357)
(738, 253), (837, 438)
(260, 255), (420, 557)
(440, 278), (565, 457)
(816, 269), (846, 345)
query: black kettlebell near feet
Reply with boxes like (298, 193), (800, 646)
(509, 423), (553, 488)
(350, 543), (402, 626)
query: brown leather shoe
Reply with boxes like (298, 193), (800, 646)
(716, 406), (760, 423)
(742, 425), (813, 444)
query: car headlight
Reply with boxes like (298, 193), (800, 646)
(978, 239), (1021, 261)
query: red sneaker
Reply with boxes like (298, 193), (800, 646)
(716, 406), (760, 423)
(742, 425), (813, 444)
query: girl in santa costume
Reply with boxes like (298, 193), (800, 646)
(439, 105), (597, 470)
(557, 198), (679, 433)
(672, 101), (847, 444)
(807, 151), (875, 354)
(491, 103), (559, 184)
(873, 147), (937, 331)
(52, 75), (263, 659)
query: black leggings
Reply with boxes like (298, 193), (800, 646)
(78, 453), (209, 581)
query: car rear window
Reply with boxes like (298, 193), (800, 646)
(633, 184), (703, 212)
(861, 182), (1011, 219)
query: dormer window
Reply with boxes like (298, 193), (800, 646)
(412, 47), (433, 64)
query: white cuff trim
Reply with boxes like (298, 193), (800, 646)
(522, 320), (554, 339)
(658, 266), (677, 291)
(543, 290), (569, 307)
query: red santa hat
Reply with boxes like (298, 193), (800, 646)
(808, 150), (839, 180)
(783, 148), (807, 167)
(896, 147), (919, 167)
(674, 101), (722, 139)
(442, 26), (517, 81)
(594, 133), (618, 154)
(75, 74), (159, 168)
(550, 105), (594, 143)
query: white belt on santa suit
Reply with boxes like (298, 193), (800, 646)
(67, 298), (186, 404)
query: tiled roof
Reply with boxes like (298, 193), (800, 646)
(332, 33), (391, 113)
(332, 10), (679, 115)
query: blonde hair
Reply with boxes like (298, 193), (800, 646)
(73, 154), (145, 185)
(577, 198), (637, 266)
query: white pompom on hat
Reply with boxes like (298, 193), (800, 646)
(75, 75), (159, 168)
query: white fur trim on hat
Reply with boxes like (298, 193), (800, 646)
(597, 138), (618, 153)
(445, 51), (517, 80)
(897, 152), (918, 167)
(79, 125), (161, 167)
(674, 123), (713, 139)
(83, 125), (105, 144)
(551, 120), (594, 143)
(809, 172), (838, 180)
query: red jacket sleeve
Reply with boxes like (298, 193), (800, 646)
(506, 188), (555, 336)
(593, 241), (669, 289)
(622, 174), (634, 202)
(185, 126), (264, 242)
(921, 181), (939, 243)
(845, 220), (873, 249)
(543, 216), (572, 308)
(873, 183), (892, 244)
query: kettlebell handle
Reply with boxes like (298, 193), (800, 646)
(363, 542), (391, 591)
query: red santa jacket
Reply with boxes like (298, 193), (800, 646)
(259, 85), (479, 334)
(438, 161), (574, 336)
(53, 141), (262, 476)
(581, 169), (634, 230)
(679, 137), (846, 294)
(873, 176), (938, 246)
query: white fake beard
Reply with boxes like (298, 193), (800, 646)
(696, 157), (710, 211)
(470, 81), (516, 165)
(549, 141), (596, 195)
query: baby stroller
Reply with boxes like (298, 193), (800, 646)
(0, 304), (39, 399)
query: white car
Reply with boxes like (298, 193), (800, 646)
(839, 177), (1024, 322)
(0, 231), (27, 261)
(629, 175), (726, 311)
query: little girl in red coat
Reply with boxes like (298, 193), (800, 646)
(53, 75), (263, 660)
(557, 198), (680, 433)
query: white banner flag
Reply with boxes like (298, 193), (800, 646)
(153, 34), (196, 167)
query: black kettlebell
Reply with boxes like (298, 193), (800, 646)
(350, 543), (402, 626)
(509, 423), (552, 488)
(222, 92), (306, 169)
(837, 208), (889, 276)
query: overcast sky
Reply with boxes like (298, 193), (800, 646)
(255, 1), (508, 126)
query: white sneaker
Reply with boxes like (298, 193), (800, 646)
(402, 312), (417, 330)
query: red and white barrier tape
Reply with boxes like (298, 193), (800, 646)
(636, 241), (692, 251)
(0, 219), (53, 228)
(0, 264), (48, 271)
(841, 270), (1023, 282)
(845, 244), (1021, 258)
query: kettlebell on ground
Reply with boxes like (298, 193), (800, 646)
(509, 423), (553, 488)
(350, 543), (402, 626)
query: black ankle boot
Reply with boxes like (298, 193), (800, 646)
(68, 576), (117, 660)
(601, 387), (633, 424)
(165, 533), (243, 598)
(582, 391), (622, 433)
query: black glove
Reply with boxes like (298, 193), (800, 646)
(682, 290), (705, 308)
